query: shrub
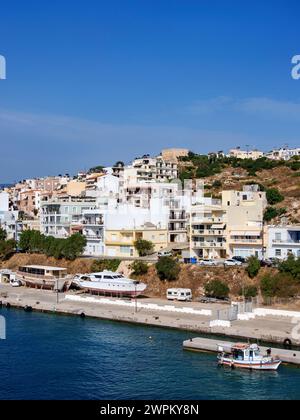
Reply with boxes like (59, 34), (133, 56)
(266, 188), (284, 205)
(0, 239), (16, 261)
(0, 227), (7, 242)
(91, 259), (121, 273)
(131, 261), (149, 276)
(212, 180), (222, 189)
(205, 280), (230, 299)
(278, 255), (300, 281)
(264, 207), (286, 222)
(246, 256), (261, 279)
(156, 257), (180, 281)
(260, 273), (299, 298)
(239, 285), (258, 299)
(134, 239), (154, 257)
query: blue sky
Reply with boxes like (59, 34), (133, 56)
(0, 0), (299, 182)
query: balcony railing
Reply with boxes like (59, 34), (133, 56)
(272, 239), (300, 245)
(192, 229), (225, 236)
(193, 242), (226, 248)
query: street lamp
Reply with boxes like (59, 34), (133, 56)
(133, 281), (138, 313)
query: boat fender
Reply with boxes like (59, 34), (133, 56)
(24, 306), (33, 313)
(0, 301), (2, 307)
(6, 303), (11, 309)
(283, 338), (292, 349)
(80, 312), (86, 318)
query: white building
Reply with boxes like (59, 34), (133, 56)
(266, 226), (300, 260)
(265, 148), (300, 161)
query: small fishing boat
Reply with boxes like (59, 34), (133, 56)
(217, 343), (281, 371)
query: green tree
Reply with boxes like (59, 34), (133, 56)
(239, 285), (258, 299)
(278, 255), (300, 281)
(131, 261), (149, 276)
(0, 239), (16, 261)
(91, 259), (121, 272)
(264, 207), (286, 222)
(18, 230), (35, 252)
(156, 257), (180, 281)
(205, 280), (230, 299)
(260, 273), (298, 298)
(266, 188), (284, 205)
(134, 239), (154, 257)
(0, 227), (7, 241)
(62, 233), (87, 261)
(246, 256), (261, 279)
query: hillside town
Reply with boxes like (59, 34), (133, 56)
(1, 145), (299, 263)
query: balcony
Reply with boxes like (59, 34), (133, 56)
(231, 238), (262, 244)
(192, 229), (225, 236)
(193, 241), (226, 249)
(272, 239), (300, 246)
(84, 234), (103, 241)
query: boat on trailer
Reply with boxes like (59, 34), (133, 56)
(72, 271), (147, 297)
(217, 343), (282, 371)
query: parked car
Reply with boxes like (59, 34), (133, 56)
(198, 259), (217, 266)
(224, 259), (243, 267)
(198, 296), (230, 304)
(158, 250), (173, 258)
(260, 259), (273, 267)
(10, 279), (22, 288)
(232, 256), (246, 264)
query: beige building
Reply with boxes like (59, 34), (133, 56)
(223, 187), (267, 259)
(105, 224), (168, 258)
(229, 148), (263, 160)
(190, 186), (267, 260)
(66, 180), (86, 197)
(161, 148), (189, 163)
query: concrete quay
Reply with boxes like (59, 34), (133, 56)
(183, 337), (300, 366)
(0, 284), (300, 347)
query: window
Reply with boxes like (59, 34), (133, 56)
(275, 249), (282, 257)
(275, 232), (281, 241)
(120, 246), (130, 254)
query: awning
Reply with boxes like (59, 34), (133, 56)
(211, 224), (226, 230)
(230, 231), (261, 237)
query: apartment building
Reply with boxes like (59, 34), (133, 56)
(228, 148), (263, 160)
(191, 198), (227, 259)
(105, 224), (168, 258)
(223, 187), (267, 259)
(19, 190), (41, 217)
(122, 154), (178, 185)
(265, 147), (300, 161)
(266, 226), (300, 260)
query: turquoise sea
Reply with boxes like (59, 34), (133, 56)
(0, 307), (300, 400)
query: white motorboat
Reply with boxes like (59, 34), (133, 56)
(73, 271), (147, 297)
(217, 343), (281, 371)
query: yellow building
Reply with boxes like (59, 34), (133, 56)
(222, 188), (267, 259)
(105, 225), (168, 258)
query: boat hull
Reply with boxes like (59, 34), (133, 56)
(75, 281), (147, 298)
(218, 358), (281, 371)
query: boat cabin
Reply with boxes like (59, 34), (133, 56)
(17, 265), (68, 290)
(230, 343), (260, 361)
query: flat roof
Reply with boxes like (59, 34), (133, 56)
(21, 265), (67, 271)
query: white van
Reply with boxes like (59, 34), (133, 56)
(167, 288), (192, 302)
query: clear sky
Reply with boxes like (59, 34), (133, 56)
(0, 0), (299, 182)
